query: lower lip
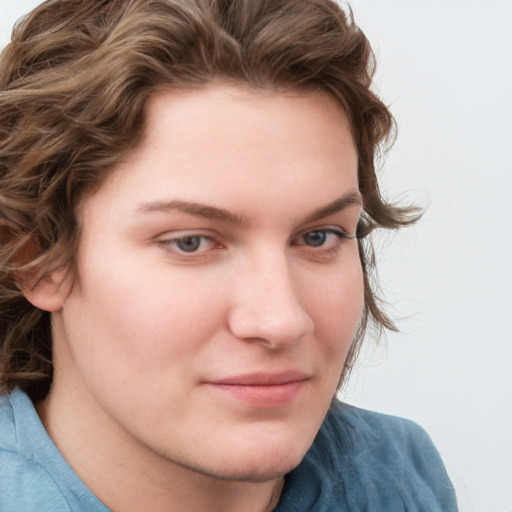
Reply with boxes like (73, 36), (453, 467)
(206, 381), (305, 409)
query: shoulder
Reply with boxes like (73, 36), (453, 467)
(277, 401), (458, 512)
(321, 401), (444, 463)
(0, 389), (108, 512)
(0, 391), (16, 447)
(0, 391), (73, 511)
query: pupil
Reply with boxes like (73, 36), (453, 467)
(177, 237), (201, 252)
(304, 231), (326, 247)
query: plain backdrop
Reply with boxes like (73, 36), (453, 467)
(1, 1), (511, 511)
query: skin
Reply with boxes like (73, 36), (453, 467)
(29, 84), (363, 512)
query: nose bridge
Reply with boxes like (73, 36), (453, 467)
(228, 247), (313, 347)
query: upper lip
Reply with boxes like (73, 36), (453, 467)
(207, 370), (310, 386)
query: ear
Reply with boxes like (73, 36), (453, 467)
(1, 219), (72, 312)
(22, 266), (71, 313)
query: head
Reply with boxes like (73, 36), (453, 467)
(0, 0), (415, 403)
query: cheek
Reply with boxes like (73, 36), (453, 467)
(63, 259), (224, 384)
(306, 260), (364, 355)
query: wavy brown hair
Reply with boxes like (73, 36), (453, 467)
(0, 0), (418, 401)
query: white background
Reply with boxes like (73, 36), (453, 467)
(1, 1), (511, 511)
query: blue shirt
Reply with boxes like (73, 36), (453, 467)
(0, 389), (457, 511)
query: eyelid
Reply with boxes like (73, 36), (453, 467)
(289, 228), (352, 259)
(156, 229), (223, 255)
(292, 225), (352, 242)
(155, 228), (219, 241)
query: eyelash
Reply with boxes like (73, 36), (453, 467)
(157, 228), (351, 257)
(157, 232), (219, 255)
(291, 228), (349, 253)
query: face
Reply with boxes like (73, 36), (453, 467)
(47, 84), (363, 482)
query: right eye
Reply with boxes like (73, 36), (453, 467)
(158, 233), (218, 255)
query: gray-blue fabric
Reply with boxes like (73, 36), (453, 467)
(0, 388), (457, 511)
(275, 400), (458, 511)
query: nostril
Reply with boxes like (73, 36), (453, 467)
(226, 258), (314, 347)
(227, 297), (313, 349)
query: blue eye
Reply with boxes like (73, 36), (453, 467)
(158, 234), (217, 255)
(175, 236), (203, 252)
(302, 230), (328, 247)
(291, 228), (350, 257)
(298, 229), (345, 247)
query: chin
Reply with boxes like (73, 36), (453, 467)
(198, 458), (302, 483)
(177, 444), (306, 483)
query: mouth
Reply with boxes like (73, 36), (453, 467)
(204, 371), (309, 409)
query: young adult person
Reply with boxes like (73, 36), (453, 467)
(0, 1), (458, 510)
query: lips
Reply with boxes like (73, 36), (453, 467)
(205, 371), (309, 409)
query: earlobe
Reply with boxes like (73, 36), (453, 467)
(22, 267), (71, 312)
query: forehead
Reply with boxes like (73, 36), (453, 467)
(142, 84), (354, 152)
(79, 83), (358, 222)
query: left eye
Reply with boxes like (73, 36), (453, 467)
(294, 229), (346, 248)
(302, 230), (329, 247)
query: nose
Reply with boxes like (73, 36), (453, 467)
(227, 253), (314, 349)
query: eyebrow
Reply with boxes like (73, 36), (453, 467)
(136, 190), (362, 226)
(136, 199), (246, 225)
(301, 190), (362, 223)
